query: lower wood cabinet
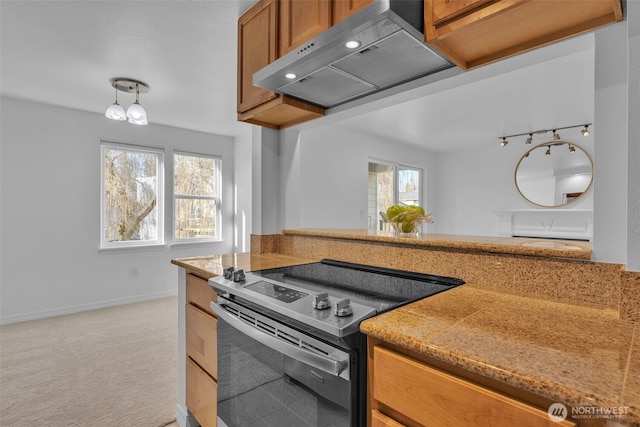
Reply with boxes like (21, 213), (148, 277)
(186, 357), (217, 427)
(369, 344), (576, 427)
(185, 273), (218, 427)
(372, 409), (406, 427)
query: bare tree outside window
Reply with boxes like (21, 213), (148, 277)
(101, 143), (163, 247)
(174, 152), (220, 240)
(368, 161), (423, 231)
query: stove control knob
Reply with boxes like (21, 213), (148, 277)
(223, 266), (235, 280)
(232, 269), (246, 282)
(334, 298), (353, 317)
(312, 292), (331, 310)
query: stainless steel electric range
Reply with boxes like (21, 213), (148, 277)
(208, 259), (464, 427)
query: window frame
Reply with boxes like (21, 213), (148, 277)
(172, 150), (222, 244)
(99, 140), (165, 250)
(368, 159), (424, 230)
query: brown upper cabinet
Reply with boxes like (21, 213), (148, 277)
(332, 0), (374, 23)
(279, 0), (332, 56)
(237, 0), (325, 129)
(424, 0), (623, 70)
(237, 0), (278, 113)
(237, 0), (374, 129)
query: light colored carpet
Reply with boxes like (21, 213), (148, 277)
(0, 297), (178, 427)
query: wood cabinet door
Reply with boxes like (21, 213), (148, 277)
(186, 303), (217, 378)
(238, 0), (279, 113)
(373, 346), (576, 427)
(332, 0), (373, 23)
(186, 357), (217, 427)
(279, 0), (331, 56)
(371, 409), (406, 427)
(432, 0), (494, 26)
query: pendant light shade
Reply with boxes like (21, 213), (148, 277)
(105, 85), (126, 120)
(105, 78), (150, 125)
(127, 103), (148, 125)
(105, 102), (126, 120)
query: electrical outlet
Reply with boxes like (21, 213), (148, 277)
(130, 267), (139, 278)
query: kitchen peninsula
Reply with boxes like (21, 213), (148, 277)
(173, 230), (640, 426)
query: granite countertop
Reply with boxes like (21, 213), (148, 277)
(171, 252), (316, 279)
(360, 285), (640, 424)
(173, 251), (638, 424)
(282, 229), (593, 260)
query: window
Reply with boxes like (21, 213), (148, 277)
(173, 152), (221, 241)
(368, 161), (423, 231)
(100, 141), (164, 248)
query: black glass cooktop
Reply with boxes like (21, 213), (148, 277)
(250, 259), (465, 313)
(245, 280), (309, 303)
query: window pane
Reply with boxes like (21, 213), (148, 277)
(174, 153), (216, 197)
(174, 198), (217, 239)
(399, 167), (420, 206)
(174, 152), (221, 240)
(103, 147), (159, 243)
(368, 162), (396, 230)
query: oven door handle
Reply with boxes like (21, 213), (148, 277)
(210, 301), (349, 379)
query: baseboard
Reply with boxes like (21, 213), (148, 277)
(0, 290), (178, 325)
(176, 404), (200, 427)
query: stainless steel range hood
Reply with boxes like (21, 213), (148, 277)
(253, 0), (455, 109)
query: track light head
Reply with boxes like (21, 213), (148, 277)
(545, 146), (551, 156)
(500, 138), (508, 147)
(525, 134), (533, 144)
(553, 130), (561, 141)
(569, 144), (576, 153)
(581, 125), (590, 137)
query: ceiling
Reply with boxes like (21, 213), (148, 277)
(1, 1), (595, 152)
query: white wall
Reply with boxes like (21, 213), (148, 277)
(627, 0), (640, 271)
(434, 136), (595, 236)
(279, 126), (439, 231)
(593, 21), (629, 263)
(0, 97), (244, 323)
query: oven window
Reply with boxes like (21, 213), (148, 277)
(217, 315), (351, 427)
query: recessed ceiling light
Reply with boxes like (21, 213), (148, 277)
(345, 40), (361, 49)
(285, 73), (297, 80)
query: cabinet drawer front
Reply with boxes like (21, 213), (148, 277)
(373, 346), (575, 427)
(186, 273), (217, 316)
(372, 409), (406, 427)
(186, 303), (217, 377)
(186, 357), (217, 427)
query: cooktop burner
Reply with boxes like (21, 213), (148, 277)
(209, 259), (464, 337)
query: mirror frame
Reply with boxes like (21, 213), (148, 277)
(514, 141), (594, 208)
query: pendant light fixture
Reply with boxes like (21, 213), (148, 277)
(105, 84), (126, 120)
(105, 78), (150, 125)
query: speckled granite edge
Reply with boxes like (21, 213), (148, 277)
(281, 228), (593, 260)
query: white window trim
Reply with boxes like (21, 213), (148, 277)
(368, 158), (424, 207)
(172, 150), (222, 244)
(99, 140), (165, 250)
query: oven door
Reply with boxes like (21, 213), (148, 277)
(210, 298), (356, 427)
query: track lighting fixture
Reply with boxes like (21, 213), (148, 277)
(105, 78), (150, 125)
(498, 123), (591, 147)
(569, 144), (576, 153)
(545, 146), (551, 156)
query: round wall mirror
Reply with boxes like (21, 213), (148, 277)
(514, 142), (593, 207)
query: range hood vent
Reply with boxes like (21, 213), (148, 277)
(253, 0), (455, 109)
